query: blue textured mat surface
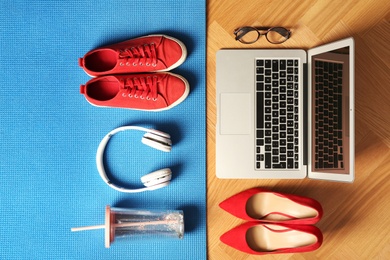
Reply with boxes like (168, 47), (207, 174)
(0, 1), (206, 259)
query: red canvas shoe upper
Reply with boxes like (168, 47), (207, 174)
(80, 73), (189, 111)
(79, 35), (187, 77)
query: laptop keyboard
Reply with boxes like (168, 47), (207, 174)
(255, 59), (299, 170)
(314, 60), (344, 169)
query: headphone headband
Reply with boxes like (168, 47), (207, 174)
(96, 126), (172, 193)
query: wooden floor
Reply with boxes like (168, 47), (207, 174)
(206, 0), (390, 259)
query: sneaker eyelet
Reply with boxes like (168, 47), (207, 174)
(128, 94), (132, 98)
(146, 62), (150, 66)
(152, 98), (157, 101)
(139, 62), (143, 66)
(146, 96), (151, 100)
(122, 93), (127, 97)
(140, 96), (144, 99)
(134, 94), (138, 98)
(152, 63), (157, 67)
(133, 62), (137, 66)
(120, 62), (124, 66)
(126, 62), (130, 66)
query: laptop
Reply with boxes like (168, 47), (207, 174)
(216, 37), (354, 182)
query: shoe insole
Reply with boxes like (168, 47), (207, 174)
(87, 80), (118, 101)
(246, 193), (317, 221)
(246, 224), (317, 252)
(85, 50), (117, 72)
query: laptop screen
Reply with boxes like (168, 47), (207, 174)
(310, 44), (353, 179)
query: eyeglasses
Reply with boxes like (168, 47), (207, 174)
(234, 26), (291, 44)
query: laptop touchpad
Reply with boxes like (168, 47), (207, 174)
(220, 93), (251, 135)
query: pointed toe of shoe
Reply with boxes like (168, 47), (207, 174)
(219, 188), (263, 221)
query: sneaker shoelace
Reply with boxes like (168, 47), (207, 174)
(118, 43), (158, 67)
(121, 76), (158, 101)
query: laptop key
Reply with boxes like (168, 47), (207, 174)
(265, 153), (271, 168)
(272, 60), (278, 72)
(287, 158), (294, 168)
(273, 162), (286, 169)
(280, 60), (286, 70)
(256, 74), (264, 81)
(256, 91), (264, 128)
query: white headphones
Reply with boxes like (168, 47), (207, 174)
(96, 126), (172, 193)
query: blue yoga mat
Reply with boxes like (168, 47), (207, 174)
(0, 1), (206, 259)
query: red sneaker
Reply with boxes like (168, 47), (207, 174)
(80, 73), (189, 111)
(79, 35), (187, 77)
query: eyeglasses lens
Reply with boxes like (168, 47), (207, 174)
(237, 28), (259, 44)
(266, 28), (289, 43)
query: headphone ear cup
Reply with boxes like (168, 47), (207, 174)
(141, 168), (172, 190)
(146, 129), (171, 139)
(142, 132), (172, 152)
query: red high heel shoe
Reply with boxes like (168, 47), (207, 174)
(219, 188), (323, 224)
(220, 222), (323, 255)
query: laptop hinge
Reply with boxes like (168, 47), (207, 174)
(303, 62), (308, 166)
